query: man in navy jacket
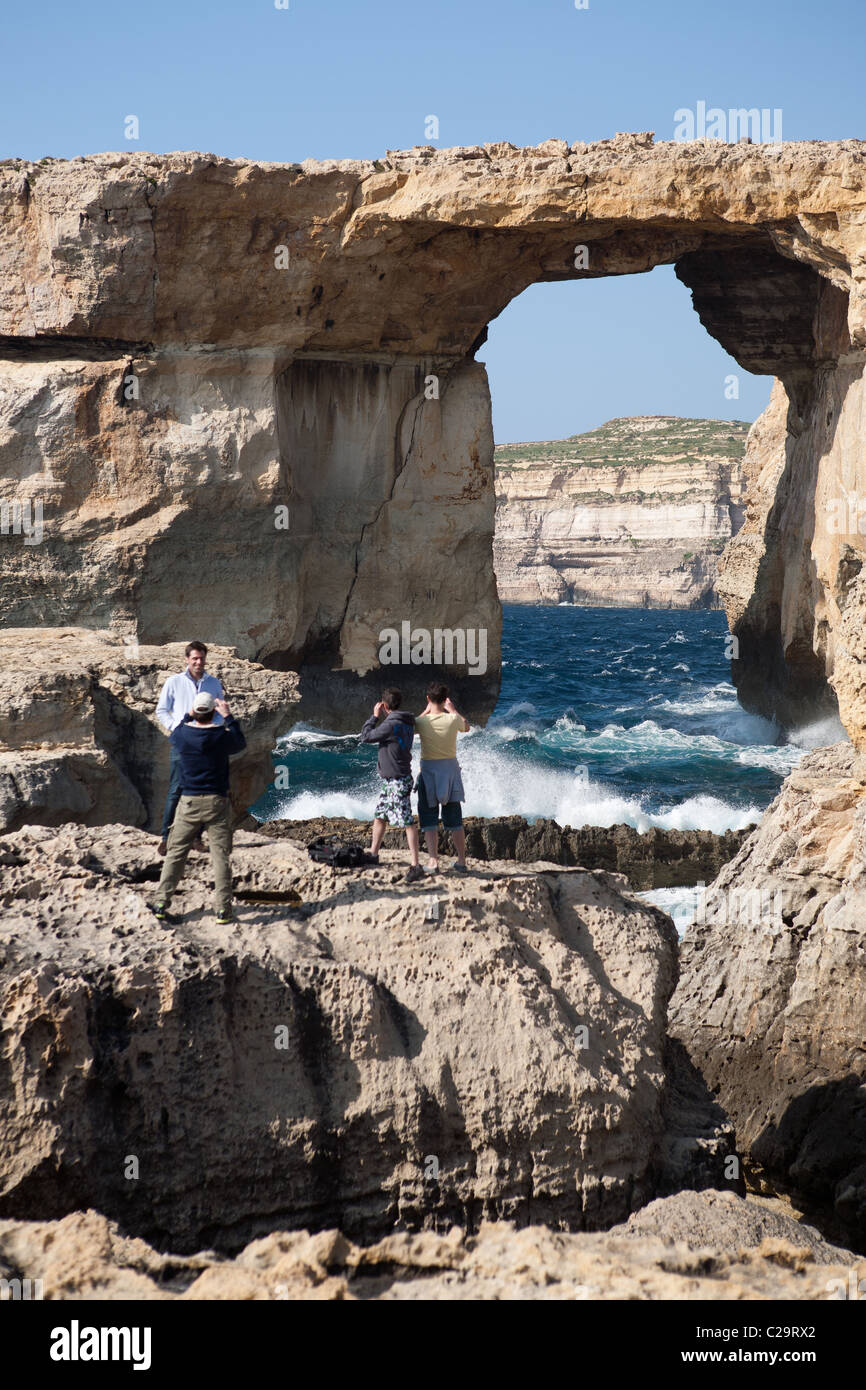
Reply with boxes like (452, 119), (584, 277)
(150, 691), (247, 924)
(359, 687), (422, 883)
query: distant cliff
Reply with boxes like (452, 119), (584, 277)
(494, 416), (749, 608)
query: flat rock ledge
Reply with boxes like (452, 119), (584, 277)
(0, 821), (732, 1255)
(257, 815), (752, 889)
(0, 1192), (858, 1300)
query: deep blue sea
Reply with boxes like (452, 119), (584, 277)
(253, 606), (843, 837)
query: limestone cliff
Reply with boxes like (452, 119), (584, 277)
(494, 416), (748, 607)
(719, 360), (866, 737)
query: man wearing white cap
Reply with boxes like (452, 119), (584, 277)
(150, 692), (246, 924)
(155, 641), (225, 854)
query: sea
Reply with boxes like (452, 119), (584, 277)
(252, 605), (846, 932)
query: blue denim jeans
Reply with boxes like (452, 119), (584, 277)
(160, 746), (183, 840)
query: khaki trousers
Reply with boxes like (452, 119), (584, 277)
(157, 793), (233, 914)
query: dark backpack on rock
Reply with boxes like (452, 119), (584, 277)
(307, 836), (375, 869)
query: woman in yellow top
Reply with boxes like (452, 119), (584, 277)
(414, 681), (470, 874)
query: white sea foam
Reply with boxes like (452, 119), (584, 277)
(454, 738), (759, 834)
(638, 886), (702, 938)
(488, 726), (536, 743)
(273, 772), (759, 837)
(650, 794), (761, 834)
(271, 787), (379, 820)
(787, 714), (849, 749)
(656, 687), (781, 746)
(735, 744), (802, 775)
(714, 707), (780, 746)
(656, 683), (738, 714)
(542, 717), (783, 771)
(267, 727), (764, 835)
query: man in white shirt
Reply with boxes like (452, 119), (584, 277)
(155, 641), (225, 853)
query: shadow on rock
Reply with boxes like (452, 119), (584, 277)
(751, 1075), (866, 1253)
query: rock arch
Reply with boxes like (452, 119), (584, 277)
(2, 133), (865, 735)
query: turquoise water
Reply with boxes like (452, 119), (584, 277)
(252, 606), (844, 832)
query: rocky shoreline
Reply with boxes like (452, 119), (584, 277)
(3, 778), (865, 1292)
(1, 760), (865, 1296)
(256, 814), (752, 889)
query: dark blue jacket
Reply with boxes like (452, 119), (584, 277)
(359, 710), (415, 779)
(170, 716), (247, 796)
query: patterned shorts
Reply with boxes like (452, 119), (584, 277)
(374, 775), (415, 828)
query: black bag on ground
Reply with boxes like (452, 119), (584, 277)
(307, 836), (375, 868)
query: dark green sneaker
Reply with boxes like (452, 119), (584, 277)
(150, 901), (181, 924)
(216, 908), (237, 924)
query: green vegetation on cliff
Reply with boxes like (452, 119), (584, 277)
(495, 415), (751, 470)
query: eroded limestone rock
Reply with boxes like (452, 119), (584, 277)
(0, 1196), (858, 1300)
(716, 344), (866, 734)
(0, 821), (732, 1253)
(671, 742), (866, 1250)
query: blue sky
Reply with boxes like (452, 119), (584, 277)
(3, 0), (863, 440)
